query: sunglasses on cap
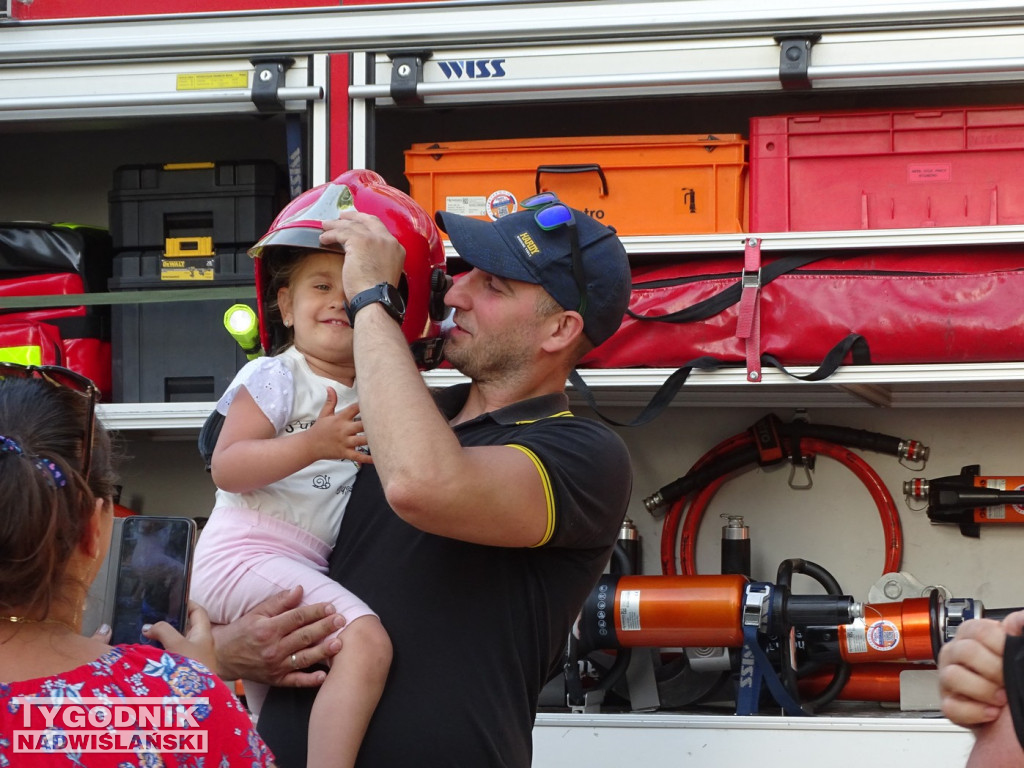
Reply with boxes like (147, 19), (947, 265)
(520, 192), (588, 317)
(0, 362), (100, 480)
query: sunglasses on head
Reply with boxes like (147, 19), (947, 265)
(0, 362), (100, 480)
(520, 192), (588, 317)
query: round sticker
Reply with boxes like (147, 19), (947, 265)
(486, 190), (518, 220)
(866, 619), (901, 652)
(1013, 482), (1024, 516)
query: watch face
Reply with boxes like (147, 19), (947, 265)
(383, 283), (406, 314)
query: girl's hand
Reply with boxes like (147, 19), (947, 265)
(306, 388), (372, 463)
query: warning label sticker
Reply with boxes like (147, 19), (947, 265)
(844, 619), (868, 654)
(176, 72), (248, 91)
(445, 196), (488, 217)
(619, 590), (642, 632)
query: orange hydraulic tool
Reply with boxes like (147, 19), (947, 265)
(800, 591), (942, 666)
(574, 572), (859, 716)
(577, 573), (857, 654)
(905, 464), (1024, 537)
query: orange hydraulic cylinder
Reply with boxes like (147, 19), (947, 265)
(798, 663), (936, 703)
(602, 574), (748, 649)
(838, 597), (938, 663)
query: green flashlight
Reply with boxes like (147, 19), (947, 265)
(223, 304), (263, 360)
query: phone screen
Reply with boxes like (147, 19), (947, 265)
(109, 516), (196, 647)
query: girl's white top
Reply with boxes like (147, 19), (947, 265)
(213, 345), (360, 546)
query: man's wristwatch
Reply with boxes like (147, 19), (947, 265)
(346, 282), (406, 326)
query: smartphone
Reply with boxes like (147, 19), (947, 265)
(109, 516), (196, 647)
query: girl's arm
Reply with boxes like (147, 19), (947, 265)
(211, 386), (369, 493)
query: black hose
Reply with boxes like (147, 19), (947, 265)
(612, 538), (637, 576)
(775, 558), (852, 715)
(646, 417), (923, 511)
(593, 542), (634, 696)
(982, 607), (1024, 622)
(792, 423), (903, 457)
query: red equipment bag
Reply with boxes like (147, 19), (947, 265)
(581, 246), (1024, 373)
(0, 321), (64, 366)
(1, 223), (114, 399)
(0, 272), (113, 400)
(1, 272), (87, 324)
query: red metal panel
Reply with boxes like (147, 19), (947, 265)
(11, 0), (428, 20)
(328, 53), (352, 179)
(13, 0), (327, 20)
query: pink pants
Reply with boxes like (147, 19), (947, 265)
(191, 507), (376, 717)
(191, 506), (376, 637)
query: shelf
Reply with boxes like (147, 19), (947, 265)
(98, 402), (218, 433)
(532, 711), (972, 768)
(96, 361), (1024, 432)
(569, 362), (1024, 410)
(8, 1), (1024, 69)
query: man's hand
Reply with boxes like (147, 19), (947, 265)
(207, 586), (345, 686)
(320, 211), (406, 300)
(939, 611), (1024, 727)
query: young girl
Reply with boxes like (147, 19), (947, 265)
(191, 171), (444, 768)
(190, 242), (391, 768)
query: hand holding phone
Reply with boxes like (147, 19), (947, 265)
(140, 600), (221, 673)
(109, 516), (196, 647)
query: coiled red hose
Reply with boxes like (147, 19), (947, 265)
(662, 436), (903, 576)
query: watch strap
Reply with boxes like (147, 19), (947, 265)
(346, 282), (405, 325)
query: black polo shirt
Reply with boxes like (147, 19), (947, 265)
(258, 385), (632, 767)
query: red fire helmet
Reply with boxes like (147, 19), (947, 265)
(249, 169), (446, 357)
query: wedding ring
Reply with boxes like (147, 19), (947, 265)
(289, 653), (298, 670)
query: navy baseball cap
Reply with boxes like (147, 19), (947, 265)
(435, 207), (630, 346)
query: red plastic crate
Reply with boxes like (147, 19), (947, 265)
(750, 105), (1024, 232)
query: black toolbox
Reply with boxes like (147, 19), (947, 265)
(107, 160), (281, 403)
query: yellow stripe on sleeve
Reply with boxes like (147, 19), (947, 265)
(507, 443), (556, 547)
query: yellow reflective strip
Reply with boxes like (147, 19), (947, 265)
(0, 346), (43, 365)
(513, 411), (574, 425)
(507, 443), (556, 547)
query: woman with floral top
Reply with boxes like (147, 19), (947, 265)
(0, 364), (274, 767)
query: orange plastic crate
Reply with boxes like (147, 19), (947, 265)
(404, 134), (747, 237)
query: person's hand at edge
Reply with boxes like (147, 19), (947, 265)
(207, 586), (345, 686)
(939, 611), (1024, 728)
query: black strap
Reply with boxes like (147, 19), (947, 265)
(1005, 633), (1024, 751)
(570, 334), (871, 428)
(626, 253), (828, 324)
(197, 409), (225, 472)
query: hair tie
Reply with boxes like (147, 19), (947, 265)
(0, 435), (23, 455)
(0, 434), (67, 488)
(33, 458), (67, 488)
